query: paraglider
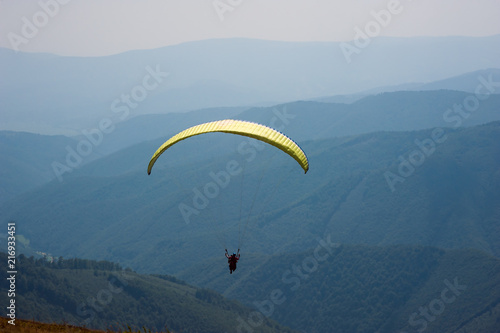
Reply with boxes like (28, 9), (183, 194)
(147, 119), (309, 175)
(225, 249), (240, 274)
(147, 119), (309, 274)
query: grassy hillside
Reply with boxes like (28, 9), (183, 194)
(0, 316), (113, 333)
(0, 252), (294, 333)
(180, 245), (500, 333)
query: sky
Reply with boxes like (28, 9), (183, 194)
(0, 0), (499, 57)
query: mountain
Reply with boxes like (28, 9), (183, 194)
(0, 252), (294, 333)
(2, 245), (498, 333)
(313, 68), (500, 103)
(36, 88), (500, 171)
(0, 106), (244, 203)
(1, 121), (499, 276)
(0, 131), (77, 203)
(234, 89), (500, 142)
(179, 245), (500, 333)
(5, 88), (499, 202)
(1, 35), (500, 134)
(60, 88), (500, 174)
(417, 68), (500, 93)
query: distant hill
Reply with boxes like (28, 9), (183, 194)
(235, 89), (500, 142)
(313, 68), (500, 103)
(2, 35), (500, 134)
(5, 89), (499, 203)
(0, 106), (245, 203)
(180, 245), (500, 333)
(61, 89), (500, 174)
(0, 131), (77, 203)
(0, 252), (294, 333)
(416, 68), (500, 93)
(1, 121), (499, 276)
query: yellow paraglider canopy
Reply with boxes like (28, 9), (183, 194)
(147, 119), (309, 175)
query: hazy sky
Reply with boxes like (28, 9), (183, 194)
(1, 0), (499, 56)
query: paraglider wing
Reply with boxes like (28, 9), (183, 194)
(147, 119), (309, 175)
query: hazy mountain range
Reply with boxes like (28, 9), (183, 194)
(1, 74), (499, 203)
(1, 36), (500, 332)
(1, 35), (500, 134)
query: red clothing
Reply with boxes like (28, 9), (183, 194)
(225, 252), (240, 273)
(226, 253), (240, 264)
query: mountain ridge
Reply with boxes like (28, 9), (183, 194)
(0, 252), (294, 332)
(4, 87), (499, 203)
(2, 36), (500, 134)
(2, 244), (498, 333)
(1, 121), (498, 276)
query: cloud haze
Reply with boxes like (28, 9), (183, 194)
(0, 0), (499, 56)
